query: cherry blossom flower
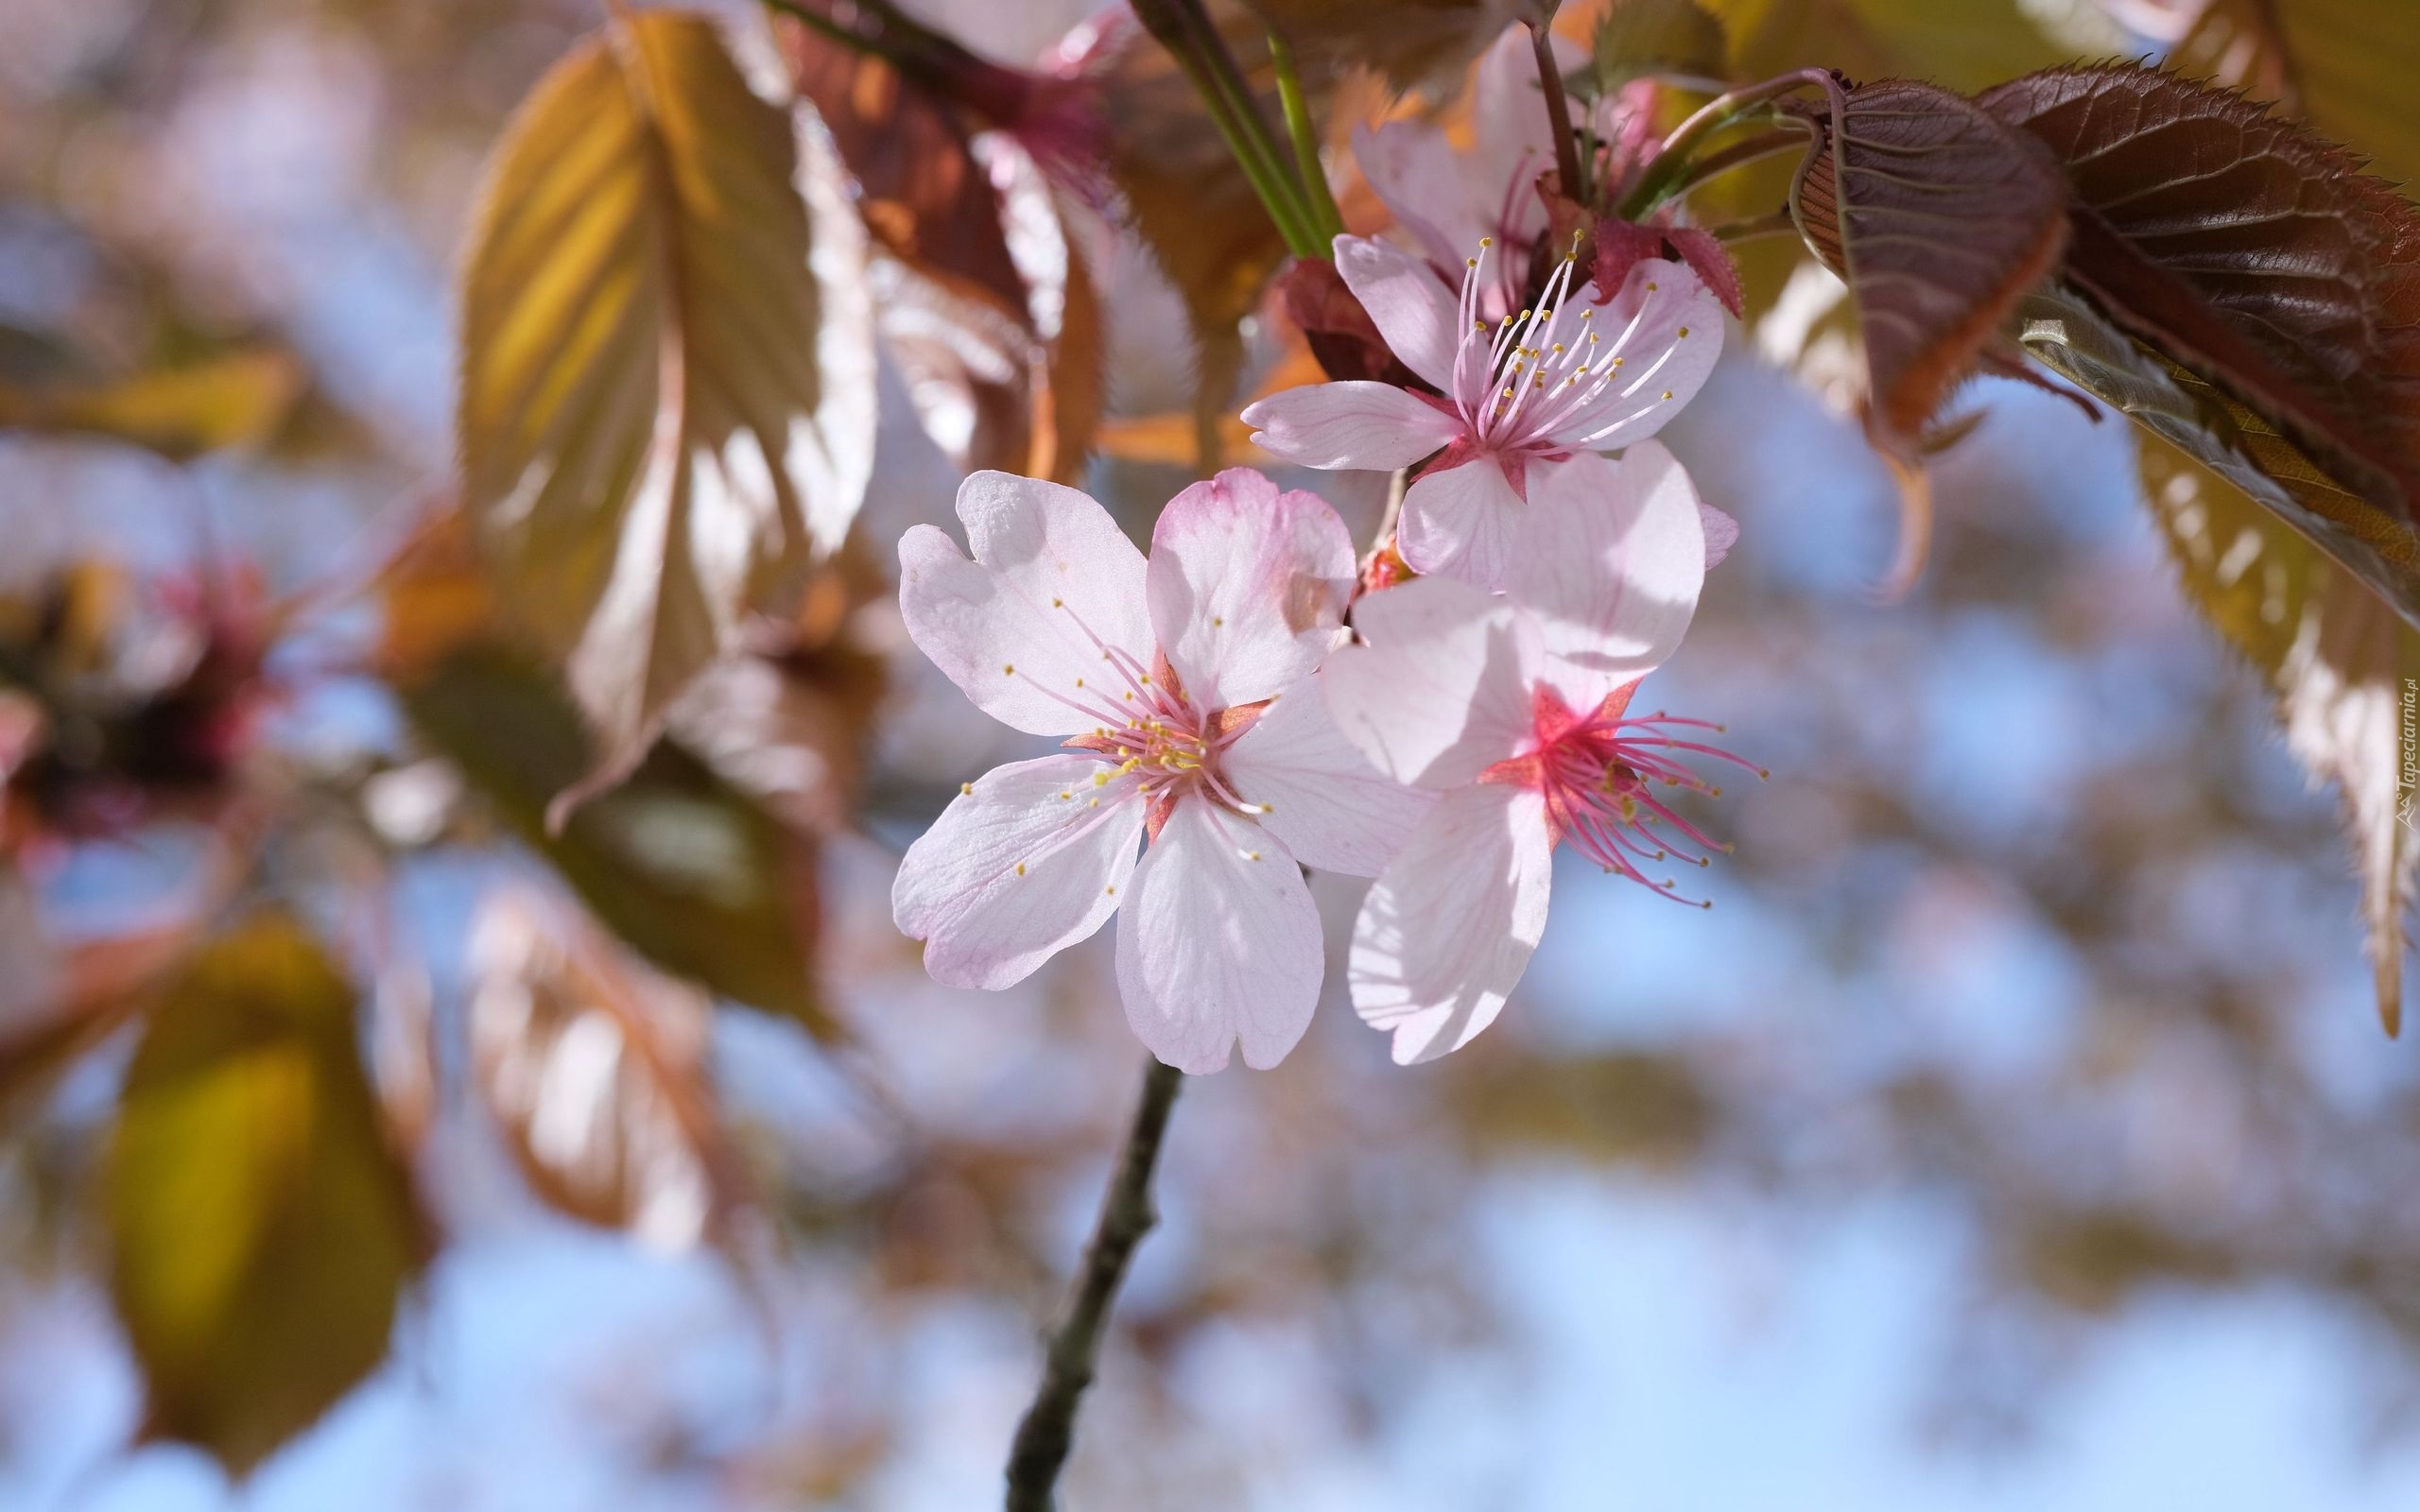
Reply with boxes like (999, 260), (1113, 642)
(1241, 232), (1724, 588)
(892, 468), (1430, 1073)
(1322, 446), (1757, 1064)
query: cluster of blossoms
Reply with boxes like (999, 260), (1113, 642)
(891, 29), (1753, 1072)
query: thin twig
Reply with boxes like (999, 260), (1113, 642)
(1003, 1057), (1184, 1512)
(1529, 21), (1585, 202)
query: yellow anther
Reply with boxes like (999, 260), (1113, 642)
(1212, 615), (1223, 627)
(1094, 770), (1113, 786)
(1015, 862), (1027, 876)
(1003, 663), (1014, 676)
(1106, 885), (1117, 896)
(1466, 257), (1478, 268)
(959, 782), (973, 796)
(1648, 281), (1659, 292)
(1677, 327), (1689, 338)
(1075, 677), (1084, 688)
(1052, 596), (1063, 607)
(1662, 389), (1674, 401)
(1247, 850), (1263, 861)
(1479, 235), (1494, 248)
(1059, 791), (1072, 800)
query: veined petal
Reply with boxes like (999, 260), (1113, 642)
(1350, 782), (1553, 1065)
(1396, 454), (1527, 588)
(1148, 468), (1354, 710)
(1351, 119), (1474, 273)
(1548, 258), (1724, 452)
(1324, 575), (1539, 789)
(1334, 234), (1463, 392)
(893, 754), (1145, 990)
(1466, 26), (1570, 239)
(1242, 382), (1465, 472)
(1222, 676), (1436, 877)
(898, 472), (1154, 736)
(1115, 801), (1323, 1074)
(1496, 446), (1706, 709)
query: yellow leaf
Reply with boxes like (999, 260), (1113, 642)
(106, 911), (424, 1476)
(2145, 439), (2420, 1036)
(0, 349), (303, 460)
(458, 10), (872, 789)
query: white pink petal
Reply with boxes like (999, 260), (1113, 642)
(1147, 468), (1354, 710)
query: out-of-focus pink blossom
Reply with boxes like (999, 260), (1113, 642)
(892, 468), (1429, 1073)
(1243, 233), (1723, 587)
(1321, 447), (1755, 1064)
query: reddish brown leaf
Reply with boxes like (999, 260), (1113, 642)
(1979, 64), (2420, 527)
(469, 885), (752, 1247)
(1665, 226), (1744, 318)
(781, 20), (1028, 322)
(1791, 78), (2072, 451)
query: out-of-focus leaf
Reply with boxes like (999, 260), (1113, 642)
(1589, 0), (1727, 93)
(0, 918), (194, 1118)
(1036, 222), (1105, 484)
(1981, 64), (2420, 618)
(458, 11), (870, 785)
(1248, 0), (1520, 92)
(0, 349), (303, 460)
(1451, 1051), (1716, 1167)
(782, 21), (1028, 319)
(469, 885), (749, 1248)
(2169, 0), (2420, 187)
(401, 644), (830, 1037)
(105, 911), (424, 1476)
(1709, 0), (2079, 94)
(2144, 438), (2420, 1034)
(1791, 79), (2070, 452)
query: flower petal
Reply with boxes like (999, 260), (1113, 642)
(1148, 467), (1354, 709)
(1552, 258), (1725, 452)
(1242, 382), (1465, 472)
(1495, 446), (1706, 708)
(1222, 676), (1436, 877)
(1323, 575), (1539, 789)
(1466, 26), (1568, 239)
(898, 472), (1153, 736)
(1350, 782), (1554, 1065)
(1701, 500), (1739, 569)
(1396, 454), (1527, 587)
(1115, 800), (1323, 1073)
(893, 754), (1145, 990)
(1351, 119), (1473, 272)
(1333, 234), (1463, 392)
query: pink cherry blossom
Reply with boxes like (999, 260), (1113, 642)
(1350, 25), (1569, 325)
(1242, 233), (1724, 588)
(1322, 446), (1757, 1065)
(892, 468), (1431, 1074)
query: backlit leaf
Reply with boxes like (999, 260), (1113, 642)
(401, 644), (830, 1036)
(458, 10), (873, 787)
(1589, 0), (1727, 94)
(106, 912), (424, 1476)
(469, 885), (749, 1247)
(2144, 439), (2420, 1034)
(2169, 0), (2420, 187)
(1790, 78), (2070, 451)
(1709, 0), (2083, 94)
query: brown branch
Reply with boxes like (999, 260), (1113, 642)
(1003, 1057), (1184, 1511)
(1530, 20), (1585, 202)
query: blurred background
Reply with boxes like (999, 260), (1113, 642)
(7, 0), (2420, 1508)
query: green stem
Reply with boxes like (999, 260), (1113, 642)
(1269, 28), (1344, 244)
(1707, 210), (1801, 243)
(1616, 69), (1847, 221)
(1131, 0), (1323, 257)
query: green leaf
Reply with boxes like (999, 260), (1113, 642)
(1706, 0), (2084, 94)
(106, 911), (424, 1476)
(0, 349), (303, 460)
(2143, 438), (2420, 1035)
(1589, 0), (1727, 94)
(401, 643), (829, 1036)
(458, 9), (873, 787)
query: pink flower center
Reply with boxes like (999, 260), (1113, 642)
(1482, 682), (1764, 906)
(1008, 595), (1267, 840)
(1446, 238), (1693, 459)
